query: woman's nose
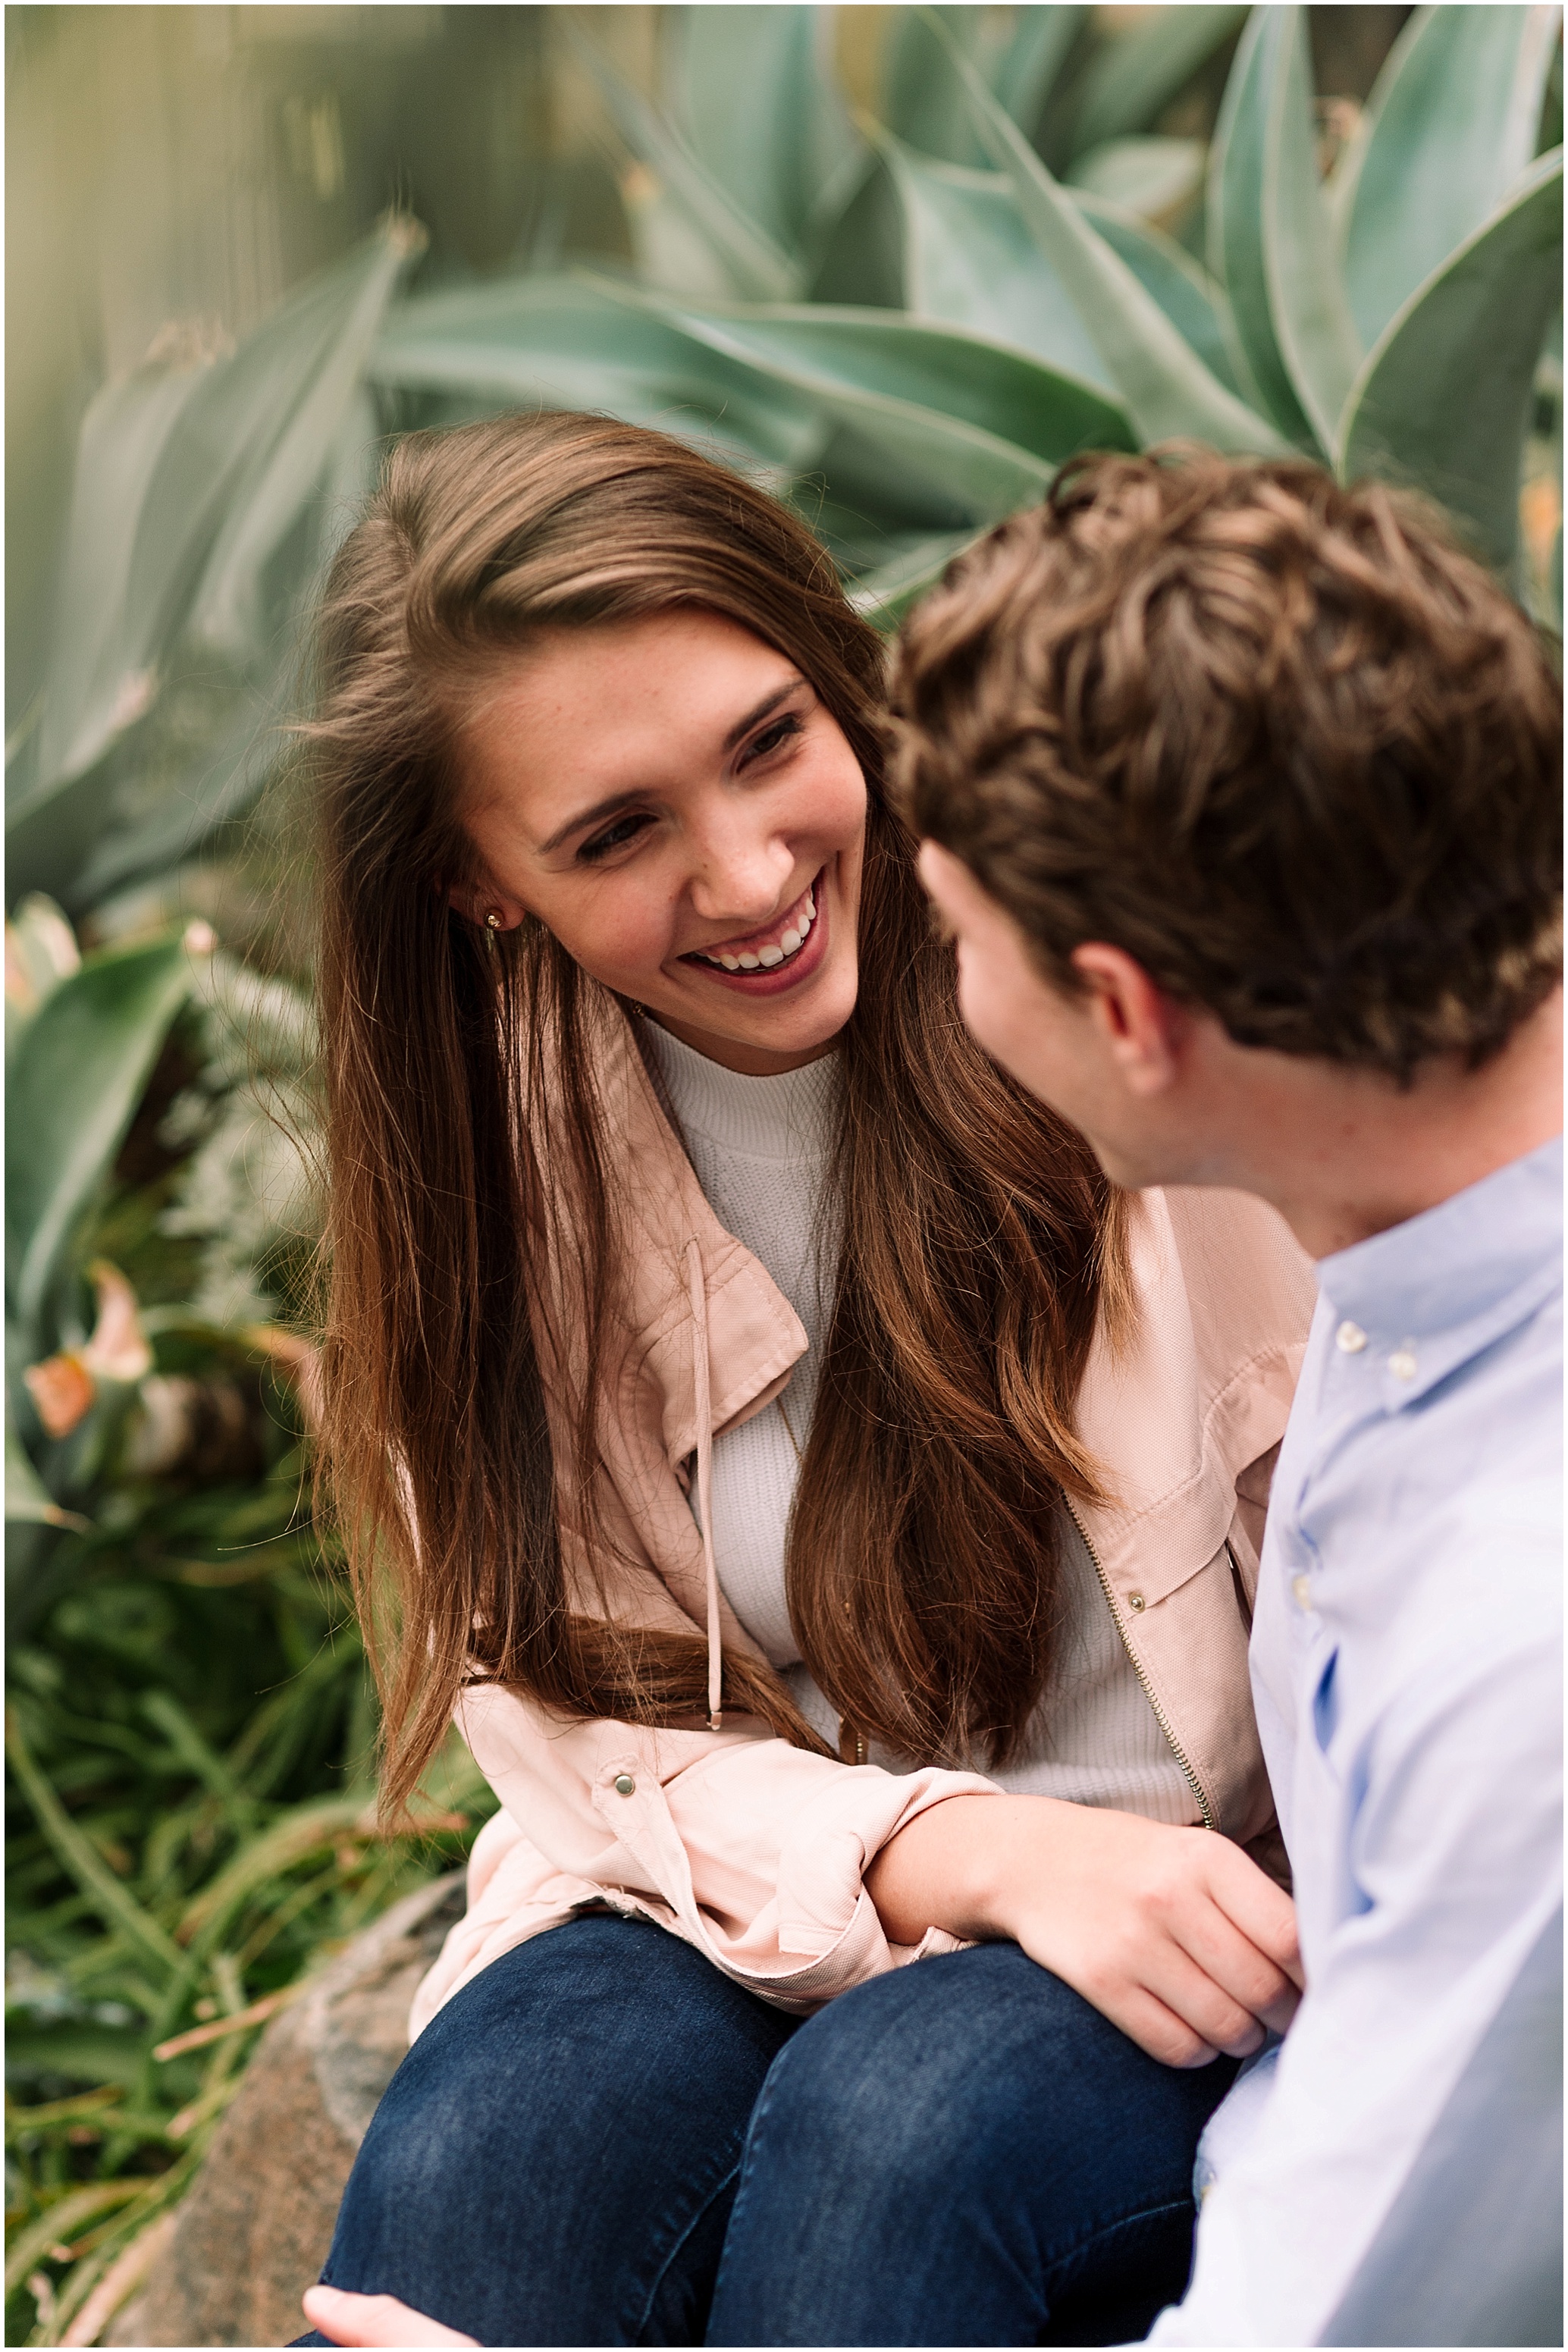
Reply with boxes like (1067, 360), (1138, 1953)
(686, 825), (795, 927)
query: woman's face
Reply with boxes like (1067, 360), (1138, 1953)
(455, 609), (867, 1075)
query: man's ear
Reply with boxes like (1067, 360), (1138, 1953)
(1070, 943), (1187, 1095)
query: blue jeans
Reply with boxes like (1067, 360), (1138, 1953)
(293, 1913), (1234, 2347)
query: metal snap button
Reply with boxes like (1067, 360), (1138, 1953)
(1128, 1592), (1146, 1613)
(613, 1774), (635, 1797)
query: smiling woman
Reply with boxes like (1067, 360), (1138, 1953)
(294, 412), (1313, 2350)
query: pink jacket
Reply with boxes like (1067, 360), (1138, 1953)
(410, 1002), (1316, 2036)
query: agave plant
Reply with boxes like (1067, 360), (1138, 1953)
(8, 6), (1560, 932)
(545, 0), (1563, 607)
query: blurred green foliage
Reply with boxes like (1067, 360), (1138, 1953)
(5, 6), (1562, 2341)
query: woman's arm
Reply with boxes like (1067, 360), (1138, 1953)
(865, 1793), (1302, 2067)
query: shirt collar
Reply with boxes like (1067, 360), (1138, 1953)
(1313, 1134), (1562, 1409)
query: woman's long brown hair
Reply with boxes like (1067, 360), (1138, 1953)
(308, 412), (1129, 1819)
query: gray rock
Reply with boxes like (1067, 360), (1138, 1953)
(108, 1874), (465, 2349)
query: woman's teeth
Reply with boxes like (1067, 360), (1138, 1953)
(698, 887), (817, 973)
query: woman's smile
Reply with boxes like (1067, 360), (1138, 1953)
(680, 864), (829, 993)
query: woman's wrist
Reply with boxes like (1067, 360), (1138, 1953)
(865, 1793), (1053, 1946)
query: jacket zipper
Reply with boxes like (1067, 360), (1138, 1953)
(1062, 1496), (1215, 1832)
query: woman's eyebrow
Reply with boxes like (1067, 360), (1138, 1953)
(540, 788), (642, 855)
(720, 675), (808, 752)
(538, 676), (811, 854)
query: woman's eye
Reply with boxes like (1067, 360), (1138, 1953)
(743, 712), (804, 766)
(578, 813), (653, 864)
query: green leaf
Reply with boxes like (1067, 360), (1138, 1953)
(883, 6), (995, 167)
(1072, 191), (1245, 399)
(1068, 5), (1247, 153)
(27, 365), (208, 802)
(186, 218), (421, 659)
(4, 2181), (148, 2297)
(667, 5), (861, 261)
(808, 153), (907, 309)
(6, 929), (208, 1341)
(6, 1710), (183, 1977)
(1338, 147), (1564, 578)
(371, 274), (826, 479)
(6, 1394), (89, 1530)
(883, 6), (1083, 168)
(871, 127), (1112, 387)
(1338, 5), (1563, 350)
(639, 289), (1137, 520)
(14, 222), (419, 832)
(1256, 7), (1363, 456)
(1208, 8), (1316, 446)
(563, 20), (801, 300)
(935, 12), (1290, 454)
(1065, 135), (1206, 224)
(992, 8), (1087, 140)
(1207, 6), (1364, 453)
(847, 528), (978, 628)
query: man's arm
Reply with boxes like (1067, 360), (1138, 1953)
(1146, 1495), (1562, 2347)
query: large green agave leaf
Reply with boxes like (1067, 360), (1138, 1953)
(564, 23), (802, 302)
(871, 129), (1112, 387)
(1338, 5), (1563, 350)
(883, 5), (1083, 168)
(187, 221), (421, 659)
(934, 13), (1289, 454)
(370, 274), (826, 478)
(6, 928), (210, 1344)
(992, 8), (1087, 142)
(1257, 8), (1363, 455)
(667, 5), (861, 262)
(1068, 5), (1247, 154)
(1338, 147), (1563, 577)
(24, 367), (208, 807)
(11, 222), (416, 858)
(638, 290), (1137, 519)
(872, 127), (1241, 400)
(1209, 8), (1360, 454)
(1065, 136), (1206, 224)
(1073, 193), (1245, 400)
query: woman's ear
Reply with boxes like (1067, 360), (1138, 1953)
(445, 880), (525, 933)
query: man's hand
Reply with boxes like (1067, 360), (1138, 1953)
(300, 2285), (478, 2347)
(865, 1792), (1303, 2068)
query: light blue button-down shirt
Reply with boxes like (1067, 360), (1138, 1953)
(1148, 1136), (1563, 2347)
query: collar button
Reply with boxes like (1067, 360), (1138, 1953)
(1335, 1320), (1369, 1354)
(1389, 1344), (1418, 1381)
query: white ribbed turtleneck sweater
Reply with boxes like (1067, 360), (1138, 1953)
(643, 1019), (1198, 1822)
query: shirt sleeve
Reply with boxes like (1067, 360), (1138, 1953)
(1144, 1495), (1563, 2347)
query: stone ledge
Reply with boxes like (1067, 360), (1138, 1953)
(108, 1873), (465, 2349)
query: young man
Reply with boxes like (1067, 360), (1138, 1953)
(902, 450), (1563, 2347)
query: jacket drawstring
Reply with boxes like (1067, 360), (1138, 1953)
(685, 1240), (723, 1732)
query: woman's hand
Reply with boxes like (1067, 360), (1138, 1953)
(865, 1793), (1303, 2068)
(300, 2285), (478, 2347)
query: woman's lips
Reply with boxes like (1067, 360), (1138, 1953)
(679, 868), (829, 993)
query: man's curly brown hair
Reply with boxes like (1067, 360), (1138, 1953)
(890, 450), (1562, 1082)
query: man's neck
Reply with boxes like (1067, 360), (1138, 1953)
(1194, 989), (1563, 1261)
